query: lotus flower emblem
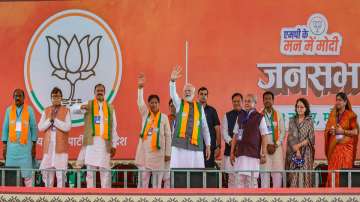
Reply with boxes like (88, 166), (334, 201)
(46, 34), (102, 102)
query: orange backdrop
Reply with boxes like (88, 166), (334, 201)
(0, 0), (359, 160)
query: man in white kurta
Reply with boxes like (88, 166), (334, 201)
(260, 91), (285, 188)
(38, 87), (71, 188)
(221, 93), (243, 188)
(230, 94), (270, 188)
(169, 66), (211, 168)
(135, 73), (171, 188)
(73, 84), (119, 188)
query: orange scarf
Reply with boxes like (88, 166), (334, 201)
(140, 112), (162, 151)
(177, 100), (202, 145)
(92, 99), (110, 140)
(9, 104), (29, 144)
(263, 109), (279, 143)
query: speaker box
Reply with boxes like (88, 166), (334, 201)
(172, 168), (219, 188)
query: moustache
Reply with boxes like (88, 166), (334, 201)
(185, 96), (194, 102)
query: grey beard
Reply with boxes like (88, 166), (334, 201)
(184, 95), (194, 102)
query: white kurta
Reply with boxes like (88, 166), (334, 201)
(233, 115), (270, 177)
(169, 81), (211, 168)
(260, 109), (286, 171)
(221, 114), (235, 173)
(38, 111), (71, 170)
(221, 114), (233, 146)
(135, 88), (171, 170)
(262, 109), (286, 145)
(73, 101), (119, 169)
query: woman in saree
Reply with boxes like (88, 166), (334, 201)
(325, 92), (359, 187)
(285, 98), (315, 188)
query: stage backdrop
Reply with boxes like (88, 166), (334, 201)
(0, 0), (359, 161)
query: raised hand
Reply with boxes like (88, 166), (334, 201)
(138, 73), (145, 88)
(170, 65), (182, 82)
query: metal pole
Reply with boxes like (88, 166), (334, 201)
(348, 171), (352, 188)
(32, 170), (35, 187)
(62, 169), (65, 187)
(185, 41), (189, 84)
(124, 171), (128, 188)
(77, 169), (81, 188)
(16, 169), (20, 187)
(282, 170), (287, 187)
(315, 171), (319, 188)
(202, 170), (206, 188)
(331, 171), (335, 188)
(153, 171), (157, 188)
(171, 170), (174, 188)
(186, 171), (190, 188)
(218, 171), (222, 188)
(1, 169), (5, 186)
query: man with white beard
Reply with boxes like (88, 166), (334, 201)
(169, 65), (211, 168)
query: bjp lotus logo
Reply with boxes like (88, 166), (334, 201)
(46, 34), (102, 102)
(24, 9), (122, 126)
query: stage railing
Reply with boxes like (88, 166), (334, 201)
(0, 168), (359, 188)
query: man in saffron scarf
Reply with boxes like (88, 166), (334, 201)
(169, 65), (211, 168)
(325, 92), (359, 187)
(2, 89), (38, 187)
(74, 83), (120, 188)
(135, 73), (171, 188)
(260, 91), (285, 188)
